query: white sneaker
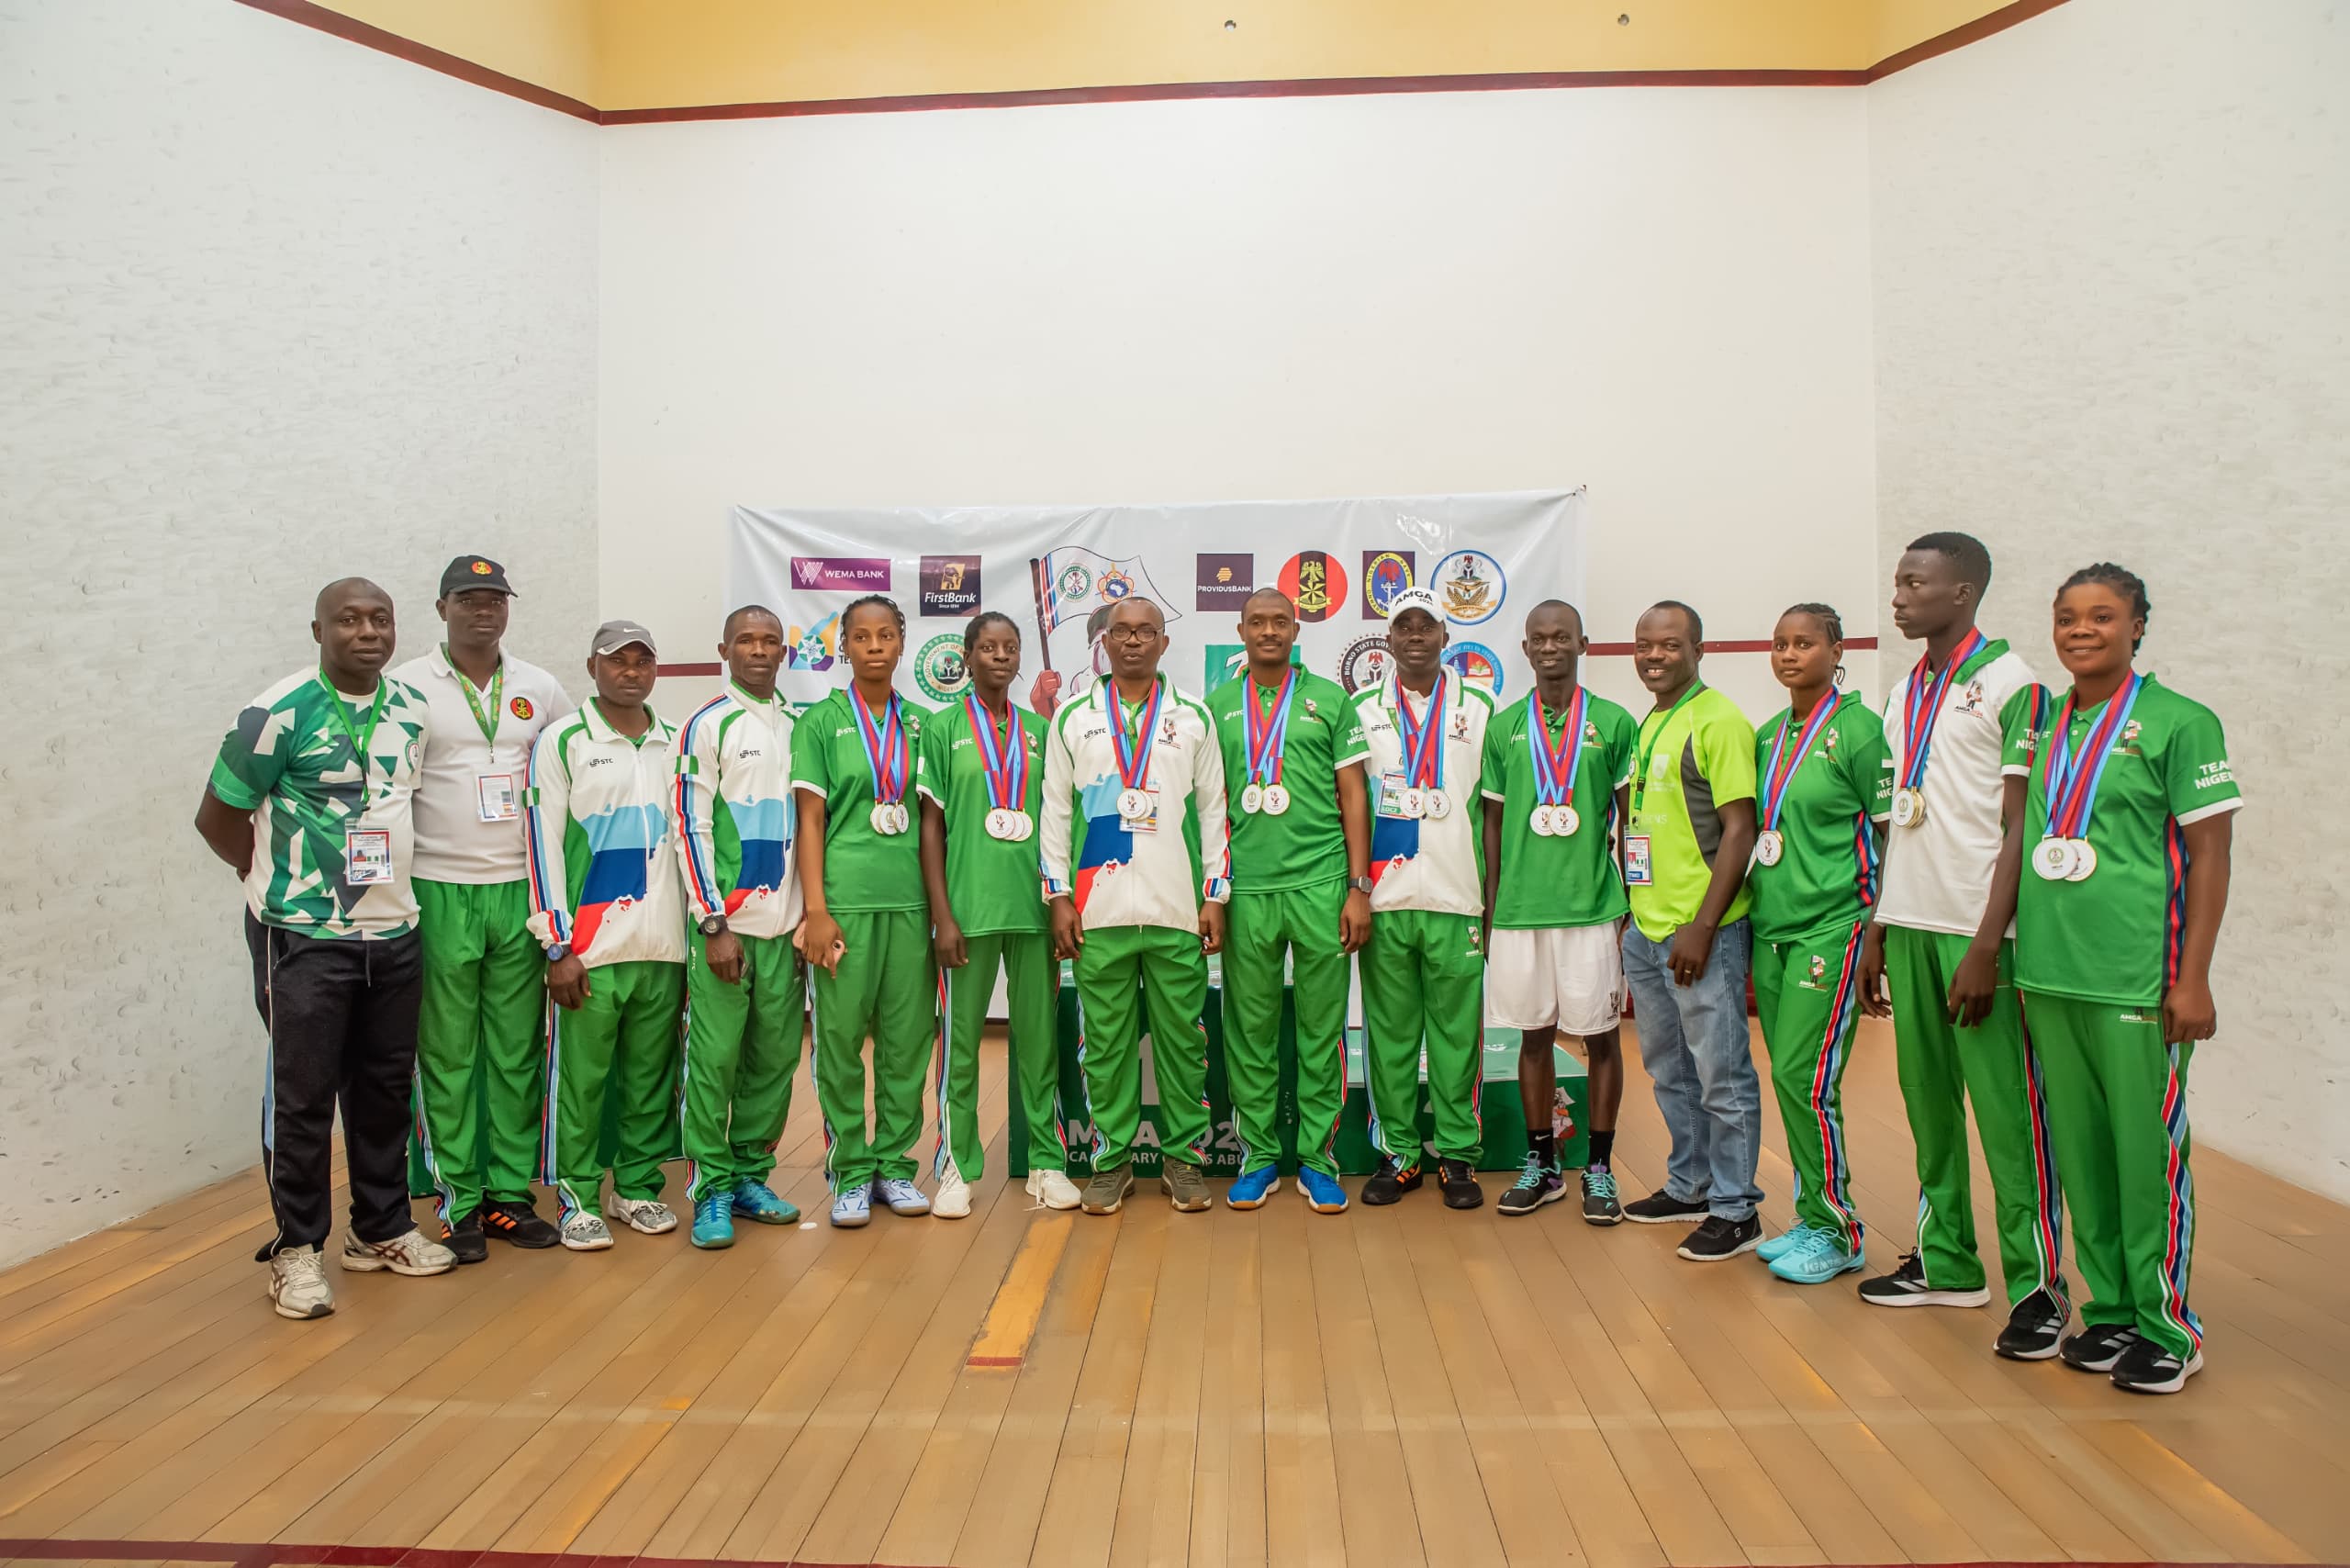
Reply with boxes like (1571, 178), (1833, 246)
(602, 1193), (677, 1235)
(1025, 1168), (1082, 1211)
(341, 1227), (456, 1276)
(267, 1245), (335, 1319)
(873, 1177), (931, 1216)
(933, 1160), (972, 1220)
(561, 1209), (614, 1250)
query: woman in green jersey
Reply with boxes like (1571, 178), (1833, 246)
(1746, 604), (1891, 1284)
(918, 612), (1077, 1216)
(2016, 565), (2237, 1394)
(793, 596), (938, 1228)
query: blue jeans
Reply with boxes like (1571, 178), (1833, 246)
(1622, 918), (1762, 1221)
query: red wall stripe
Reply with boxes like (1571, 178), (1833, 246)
(655, 638), (1880, 678)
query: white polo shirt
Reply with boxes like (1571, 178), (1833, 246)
(1875, 637), (2036, 939)
(390, 646), (576, 885)
(1350, 671), (1494, 917)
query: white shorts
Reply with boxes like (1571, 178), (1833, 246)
(1484, 924), (1625, 1036)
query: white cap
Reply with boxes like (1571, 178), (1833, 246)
(1384, 585), (1443, 624)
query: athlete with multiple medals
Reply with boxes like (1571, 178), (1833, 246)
(918, 612), (1082, 1216)
(792, 595), (939, 1229)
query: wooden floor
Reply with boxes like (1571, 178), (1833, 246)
(3, 1016), (2346, 1568)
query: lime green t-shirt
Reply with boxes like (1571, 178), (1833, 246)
(790, 688), (933, 913)
(916, 697), (1048, 935)
(1747, 695), (1892, 944)
(1481, 688), (1639, 930)
(1628, 685), (1758, 941)
(1207, 667), (1369, 893)
(2013, 676), (2241, 1006)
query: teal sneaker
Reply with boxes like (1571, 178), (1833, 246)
(1226, 1165), (1281, 1209)
(732, 1180), (800, 1226)
(690, 1192), (735, 1249)
(1757, 1223), (1824, 1264)
(1767, 1227), (1865, 1285)
(1297, 1168), (1348, 1215)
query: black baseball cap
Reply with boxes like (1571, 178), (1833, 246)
(440, 555), (516, 597)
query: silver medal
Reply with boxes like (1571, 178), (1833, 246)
(2065, 838), (2098, 882)
(871, 801), (906, 836)
(985, 807), (1018, 841)
(1398, 788), (1425, 820)
(1555, 803), (1581, 837)
(1117, 788), (1151, 822)
(1422, 788), (1450, 822)
(1240, 782), (1264, 815)
(1261, 784), (1291, 816)
(1528, 804), (1554, 837)
(2031, 836), (2079, 880)
(1755, 829), (1784, 867)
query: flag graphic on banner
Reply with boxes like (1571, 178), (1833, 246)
(1027, 547), (1181, 674)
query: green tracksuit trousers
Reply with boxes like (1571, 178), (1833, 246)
(1073, 923), (1213, 1170)
(1225, 881), (1351, 1176)
(682, 928), (804, 1204)
(809, 909), (935, 1191)
(1360, 908), (1486, 1166)
(1754, 921), (1868, 1251)
(2023, 990), (2201, 1361)
(938, 931), (1063, 1182)
(412, 878), (547, 1221)
(1884, 924), (2067, 1306)
(544, 958), (684, 1216)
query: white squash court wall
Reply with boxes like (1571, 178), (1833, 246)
(1870, 0), (2350, 1200)
(0, 0), (598, 1265)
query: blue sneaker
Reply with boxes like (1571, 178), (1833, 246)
(1757, 1224), (1824, 1264)
(690, 1192), (735, 1249)
(1227, 1165), (1281, 1209)
(830, 1185), (872, 1228)
(1298, 1168), (1348, 1215)
(732, 1180), (800, 1226)
(1767, 1227), (1866, 1285)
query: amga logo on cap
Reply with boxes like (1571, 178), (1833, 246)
(915, 633), (971, 701)
(1195, 553), (1254, 611)
(789, 556), (892, 591)
(920, 555), (981, 617)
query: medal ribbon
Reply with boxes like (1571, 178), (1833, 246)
(1243, 668), (1297, 788)
(2040, 672), (2143, 841)
(965, 693), (1026, 812)
(319, 670), (388, 804)
(1109, 678), (1163, 792)
(1526, 687), (1588, 808)
(852, 689), (909, 806)
(444, 645), (504, 748)
(1393, 674), (1449, 791)
(1898, 629), (1986, 791)
(1761, 690), (1842, 833)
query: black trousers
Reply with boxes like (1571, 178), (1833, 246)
(245, 913), (423, 1259)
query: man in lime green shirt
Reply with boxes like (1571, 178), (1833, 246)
(1618, 601), (1764, 1263)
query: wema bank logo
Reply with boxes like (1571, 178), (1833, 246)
(789, 557), (892, 591)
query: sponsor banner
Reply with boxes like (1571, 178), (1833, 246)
(729, 491), (1583, 710)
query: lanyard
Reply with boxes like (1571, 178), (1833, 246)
(1898, 629), (1986, 790)
(2041, 673), (2144, 840)
(965, 692), (1026, 811)
(1527, 686), (1589, 808)
(1108, 679), (1164, 791)
(1243, 668), (1297, 787)
(443, 645), (505, 749)
(851, 689), (909, 805)
(1632, 684), (1704, 815)
(1393, 675), (1449, 790)
(320, 671), (388, 806)
(1761, 689), (1842, 833)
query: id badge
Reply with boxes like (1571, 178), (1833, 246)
(1623, 834), (1653, 886)
(345, 828), (394, 885)
(476, 773), (519, 823)
(1121, 790), (1161, 834)
(1377, 768), (1409, 819)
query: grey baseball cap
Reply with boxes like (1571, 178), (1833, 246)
(590, 619), (658, 657)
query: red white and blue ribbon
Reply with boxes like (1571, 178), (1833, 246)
(1394, 673), (1449, 792)
(1109, 678), (1163, 792)
(2041, 672), (2144, 841)
(852, 690), (909, 805)
(965, 692), (1026, 811)
(1526, 687), (1588, 808)
(1242, 667), (1296, 789)
(1898, 628), (1986, 791)
(1761, 689), (1843, 834)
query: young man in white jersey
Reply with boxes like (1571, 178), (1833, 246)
(1859, 532), (2071, 1361)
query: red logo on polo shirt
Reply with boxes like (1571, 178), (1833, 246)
(510, 697), (534, 719)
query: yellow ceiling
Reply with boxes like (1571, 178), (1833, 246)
(308, 0), (2038, 113)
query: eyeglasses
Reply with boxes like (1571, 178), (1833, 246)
(1100, 625), (1163, 644)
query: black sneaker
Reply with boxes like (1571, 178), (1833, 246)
(1581, 1165), (1624, 1226)
(1497, 1155), (1567, 1216)
(1857, 1250), (1992, 1308)
(1438, 1159), (1483, 1210)
(1622, 1189), (1710, 1225)
(479, 1199), (561, 1249)
(1994, 1289), (2068, 1361)
(2109, 1336), (2203, 1394)
(1677, 1215), (1762, 1262)
(440, 1211), (488, 1265)
(1361, 1160), (1422, 1206)
(2058, 1323), (2142, 1372)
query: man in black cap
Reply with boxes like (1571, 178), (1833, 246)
(390, 556), (576, 1260)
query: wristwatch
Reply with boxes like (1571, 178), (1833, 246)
(543, 941), (570, 963)
(1348, 877), (1374, 895)
(699, 913), (729, 938)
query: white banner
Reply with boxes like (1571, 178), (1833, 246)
(727, 489), (1585, 711)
